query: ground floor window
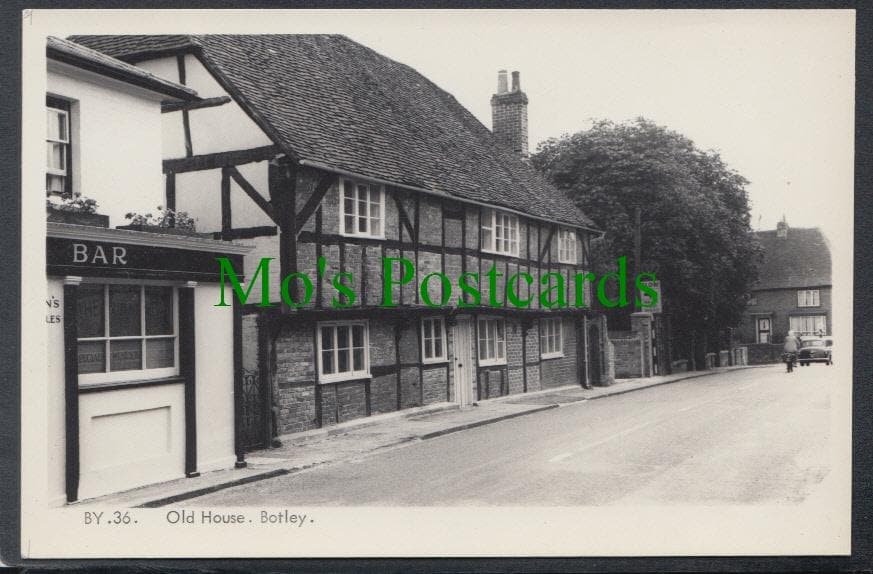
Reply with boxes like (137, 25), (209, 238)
(540, 317), (564, 358)
(317, 321), (369, 382)
(76, 283), (178, 384)
(756, 317), (771, 344)
(477, 316), (506, 366)
(421, 316), (447, 363)
(789, 315), (826, 336)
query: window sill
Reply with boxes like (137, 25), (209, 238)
(478, 359), (507, 368)
(481, 248), (519, 258)
(79, 375), (185, 394)
(541, 352), (565, 360)
(422, 358), (448, 365)
(318, 372), (371, 384)
(338, 231), (385, 240)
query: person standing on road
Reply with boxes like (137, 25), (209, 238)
(783, 330), (800, 373)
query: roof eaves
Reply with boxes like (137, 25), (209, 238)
(48, 37), (198, 102)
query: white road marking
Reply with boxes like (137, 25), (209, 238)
(548, 452), (573, 463)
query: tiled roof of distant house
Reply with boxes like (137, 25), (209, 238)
(753, 227), (831, 290)
(70, 34), (598, 230)
(48, 36), (198, 101)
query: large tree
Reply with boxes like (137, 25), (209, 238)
(532, 118), (761, 366)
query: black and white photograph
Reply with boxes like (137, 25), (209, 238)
(18, 8), (854, 559)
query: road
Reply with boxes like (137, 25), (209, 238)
(182, 365), (834, 506)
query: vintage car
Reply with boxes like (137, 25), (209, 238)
(798, 336), (833, 366)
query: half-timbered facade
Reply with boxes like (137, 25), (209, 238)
(74, 34), (608, 447)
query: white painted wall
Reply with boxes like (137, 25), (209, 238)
(47, 64), (166, 229)
(46, 278), (66, 507)
(194, 283), (237, 472)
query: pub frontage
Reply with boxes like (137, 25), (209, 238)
(46, 223), (251, 504)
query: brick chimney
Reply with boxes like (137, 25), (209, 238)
(491, 69), (529, 157)
(776, 215), (789, 239)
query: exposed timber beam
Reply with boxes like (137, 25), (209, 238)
(162, 96), (232, 113)
(163, 145), (281, 174)
(539, 224), (557, 263)
(294, 171), (338, 235)
(224, 166), (276, 223)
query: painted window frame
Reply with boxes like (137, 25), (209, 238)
(46, 96), (72, 197)
(339, 177), (385, 239)
(421, 316), (448, 364)
(557, 228), (577, 264)
(797, 289), (821, 308)
(540, 317), (564, 359)
(76, 281), (179, 386)
(477, 316), (507, 366)
(756, 317), (771, 344)
(481, 209), (520, 257)
(316, 320), (371, 383)
(788, 315), (827, 336)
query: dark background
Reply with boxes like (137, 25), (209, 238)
(1, 1), (870, 572)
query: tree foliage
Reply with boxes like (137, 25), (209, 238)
(532, 118), (761, 360)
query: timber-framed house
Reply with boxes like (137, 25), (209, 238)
(74, 34), (610, 448)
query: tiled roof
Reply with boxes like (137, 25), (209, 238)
(753, 227), (831, 290)
(48, 36), (198, 101)
(70, 34), (597, 230)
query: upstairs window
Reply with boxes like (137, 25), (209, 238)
(540, 317), (564, 358)
(557, 228), (577, 264)
(46, 97), (71, 196)
(482, 209), (519, 256)
(797, 289), (820, 307)
(341, 178), (384, 238)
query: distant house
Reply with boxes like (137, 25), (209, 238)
(739, 217), (831, 358)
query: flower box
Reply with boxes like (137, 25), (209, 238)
(46, 206), (109, 228)
(115, 223), (205, 238)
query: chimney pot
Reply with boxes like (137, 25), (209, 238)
(497, 70), (508, 94)
(511, 71), (520, 92)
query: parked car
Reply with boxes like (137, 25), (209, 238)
(798, 336), (833, 366)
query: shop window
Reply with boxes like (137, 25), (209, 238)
(340, 178), (384, 238)
(789, 315), (826, 336)
(540, 317), (564, 358)
(557, 228), (576, 264)
(477, 316), (506, 366)
(46, 97), (72, 196)
(317, 321), (370, 382)
(482, 209), (519, 256)
(421, 317), (447, 363)
(797, 289), (820, 307)
(76, 284), (178, 384)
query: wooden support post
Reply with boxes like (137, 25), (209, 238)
(179, 282), (199, 477)
(63, 276), (81, 503)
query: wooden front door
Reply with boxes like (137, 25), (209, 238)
(452, 316), (474, 407)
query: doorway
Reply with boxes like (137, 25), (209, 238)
(452, 316), (474, 407)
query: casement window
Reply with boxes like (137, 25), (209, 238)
(46, 98), (72, 196)
(797, 289), (820, 307)
(482, 209), (519, 256)
(421, 317), (447, 364)
(789, 315), (826, 337)
(477, 316), (506, 366)
(317, 321), (370, 382)
(557, 228), (577, 264)
(756, 317), (771, 344)
(340, 178), (384, 238)
(540, 317), (564, 358)
(76, 284), (178, 384)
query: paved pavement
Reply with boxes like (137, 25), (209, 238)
(174, 364), (832, 506)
